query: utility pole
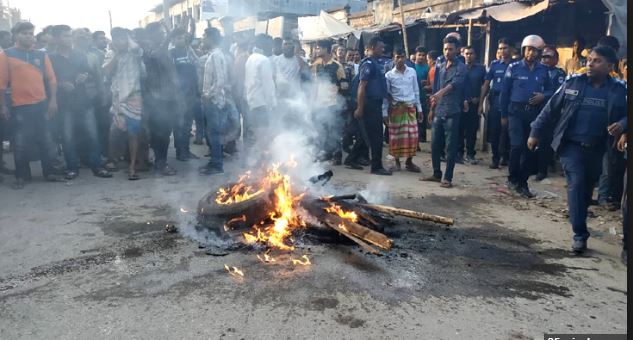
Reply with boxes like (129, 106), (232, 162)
(397, 0), (409, 57)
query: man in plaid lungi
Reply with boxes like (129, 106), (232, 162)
(384, 49), (422, 173)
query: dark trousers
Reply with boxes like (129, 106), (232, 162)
(61, 106), (102, 171)
(202, 101), (225, 170)
(597, 147), (626, 204)
(418, 100), (428, 142)
(361, 99), (385, 171)
(487, 93), (509, 163)
(537, 144), (554, 176)
(622, 169), (628, 252)
(10, 101), (55, 179)
(194, 99), (205, 140)
(174, 97), (198, 156)
(431, 115), (460, 182)
(146, 98), (177, 169)
(508, 110), (538, 188)
(347, 117), (370, 162)
(560, 143), (604, 242)
(458, 105), (479, 157)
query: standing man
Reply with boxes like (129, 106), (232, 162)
(422, 36), (467, 188)
(143, 22), (181, 176)
(312, 39), (349, 165)
(103, 27), (145, 180)
(413, 46), (430, 143)
(528, 46), (626, 253)
(564, 36), (586, 75)
(500, 35), (553, 198)
(273, 37), (309, 102)
(384, 48), (422, 173)
(244, 34), (277, 147)
(199, 28), (234, 175)
(536, 45), (566, 180)
(0, 22), (62, 189)
(170, 28), (200, 162)
(459, 45), (486, 165)
(48, 25), (112, 180)
(352, 36), (391, 176)
(479, 38), (513, 169)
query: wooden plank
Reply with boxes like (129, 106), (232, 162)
(359, 204), (454, 225)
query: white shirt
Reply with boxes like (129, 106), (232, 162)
(384, 65), (422, 117)
(245, 49), (277, 110)
(273, 55), (301, 99)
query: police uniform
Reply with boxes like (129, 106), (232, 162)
(530, 73), (627, 246)
(357, 56), (389, 172)
(500, 59), (553, 191)
(485, 59), (511, 165)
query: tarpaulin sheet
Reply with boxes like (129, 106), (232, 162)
(298, 10), (357, 41)
(601, 0), (627, 57)
(460, 0), (549, 22)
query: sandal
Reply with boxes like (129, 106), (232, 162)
(12, 178), (25, 190)
(405, 162), (421, 173)
(104, 162), (118, 172)
(440, 180), (453, 188)
(128, 173), (140, 181)
(65, 171), (79, 180)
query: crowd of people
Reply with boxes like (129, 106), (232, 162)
(0, 21), (628, 261)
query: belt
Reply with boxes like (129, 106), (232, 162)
(565, 140), (602, 149)
(509, 102), (539, 113)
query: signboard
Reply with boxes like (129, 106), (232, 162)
(201, 0), (228, 20)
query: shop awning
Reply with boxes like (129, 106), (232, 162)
(298, 10), (358, 41)
(449, 0), (550, 22)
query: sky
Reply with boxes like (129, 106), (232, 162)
(13, 0), (158, 34)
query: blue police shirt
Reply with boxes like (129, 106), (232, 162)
(359, 57), (388, 100)
(464, 63), (486, 101)
(485, 59), (510, 94)
(565, 82), (610, 144)
(500, 59), (553, 117)
(546, 65), (566, 92)
(170, 47), (199, 97)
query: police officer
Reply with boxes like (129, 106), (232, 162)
(528, 45), (627, 254)
(479, 38), (513, 169)
(535, 45), (567, 180)
(500, 35), (553, 198)
(352, 36), (391, 176)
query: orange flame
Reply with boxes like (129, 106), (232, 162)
(325, 204), (358, 223)
(257, 253), (277, 263)
(224, 264), (244, 277)
(215, 171), (265, 205)
(291, 255), (311, 266)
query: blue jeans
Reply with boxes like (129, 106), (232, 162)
(203, 101), (227, 170)
(431, 115), (460, 182)
(10, 101), (56, 179)
(61, 106), (102, 171)
(560, 143), (604, 242)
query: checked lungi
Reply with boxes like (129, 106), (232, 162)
(388, 102), (418, 158)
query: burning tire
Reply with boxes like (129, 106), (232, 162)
(197, 187), (268, 218)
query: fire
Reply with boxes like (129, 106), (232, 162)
(291, 255), (311, 266)
(224, 264), (244, 277)
(229, 162), (306, 250)
(216, 171), (265, 205)
(257, 253), (277, 263)
(325, 204), (358, 223)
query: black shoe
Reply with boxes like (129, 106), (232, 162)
(465, 155), (478, 165)
(371, 168), (392, 176)
(176, 154), (190, 162)
(621, 249), (627, 265)
(187, 152), (200, 160)
(489, 161), (499, 169)
(345, 162), (363, 170)
(500, 158), (508, 166)
(572, 239), (587, 254)
(440, 155), (447, 162)
(65, 170), (79, 180)
(199, 166), (223, 175)
(535, 173), (547, 181)
(193, 137), (204, 145)
(455, 154), (464, 164)
(357, 157), (371, 166)
(507, 181), (520, 193)
(92, 168), (113, 178)
(518, 186), (535, 199)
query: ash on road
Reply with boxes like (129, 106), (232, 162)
(0, 146), (627, 339)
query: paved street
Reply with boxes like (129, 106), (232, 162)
(0, 143), (627, 339)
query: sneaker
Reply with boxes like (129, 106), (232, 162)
(65, 170), (79, 180)
(465, 155), (478, 165)
(157, 165), (177, 176)
(455, 155), (465, 164)
(489, 161), (499, 169)
(507, 181), (519, 192)
(420, 175), (442, 182)
(357, 157), (371, 166)
(500, 158), (508, 166)
(199, 166), (223, 175)
(572, 239), (587, 254)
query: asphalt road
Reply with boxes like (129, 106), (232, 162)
(0, 144), (627, 339)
